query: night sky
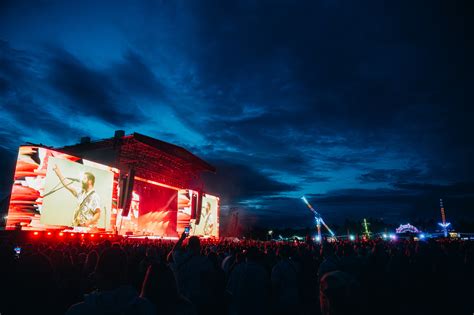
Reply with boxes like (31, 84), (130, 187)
(0, 1), (472, 228)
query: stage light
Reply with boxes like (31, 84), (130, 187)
(315, 236), (321, 242)
(382, 233), (388, 239)
(438, 222), (451, 228)
(389, 234), (396, 240)
(81, 234), (85, 237)
(109, 235), (112, 238)
(90, 234), (95, 237)
(59, 232), (64, 237)
(70, 233), (75, 236)
(349, 235), (355, 241)
(33, 231), (39, 236)
(419, 234), (425, 239)
(100, 235), (103, 238)
(47, 232), (52, 236)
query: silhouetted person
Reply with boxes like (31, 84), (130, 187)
(141, 262), (196, 315)
(169, 234), (214, 314)
(227, 247), (271, 315)
(318, 243), (340, 281)
(271, 246), (300, 314)
(0, 244), (16, 314)
(320, 270), (359, 315)
(80, 250), (99, 294)
(16, 252), (60, 314)
(66, 247), (154, 315)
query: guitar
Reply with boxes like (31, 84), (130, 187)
(72, 190), (96, 226)
(203, 212), (214, 235)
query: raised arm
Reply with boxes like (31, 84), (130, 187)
(167, 232), (187, 263)
(53, 164), (78, 197)
(172, 232), (187, 252)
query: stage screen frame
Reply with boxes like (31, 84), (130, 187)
(6, 145), (119, 232)
(191, 193), (219, 238)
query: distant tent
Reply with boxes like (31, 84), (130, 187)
(396, 223), (420, 234)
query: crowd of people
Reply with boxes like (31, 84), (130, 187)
(0, 233), (472, 315)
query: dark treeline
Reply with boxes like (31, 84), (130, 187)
(239, 217), (474, 239)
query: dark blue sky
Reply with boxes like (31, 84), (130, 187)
(0, 0), (472, 227)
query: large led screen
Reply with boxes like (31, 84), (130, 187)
(191, 194), (219, 238)
(6, 146), (118, 231)
(177, 189), (197, 235)
(116, 179), (178, 237)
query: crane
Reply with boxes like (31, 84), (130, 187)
(301, 196), (336, 241)
(438, 198), (451, 237)
(362, 218), (372, 239)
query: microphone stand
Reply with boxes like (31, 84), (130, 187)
(43, 179), (76, 198)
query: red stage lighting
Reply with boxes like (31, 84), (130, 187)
(81, 234), (85, 237)
(47, 232), (52, 236)
(109, 235), (112, 238)
(100, 235), (103, 238)
(33, 231), (39, 236)
(70, 233), (75, 236)
(59, 232), (64, 237)
(90, 234), (95, 237)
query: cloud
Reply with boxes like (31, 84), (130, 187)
(47, 48), (147, 125)
(202, 160), (298, 204)
(0, 41), (83, 146)
(111, 50), (167, 101)
(393, 182), (474, 196)
(358, 168), (425, 184)
(0, 41), (173, 144)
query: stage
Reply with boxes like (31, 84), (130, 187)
(3, 132), (220, 239)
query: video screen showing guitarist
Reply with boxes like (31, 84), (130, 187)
(201, 201), (214, 236)
(52, 164), (101, 227)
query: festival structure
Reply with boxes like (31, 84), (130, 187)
(362, 218), (372, 239)
(395, 223), (420, 234)
(438, 198), (451, 237)
(301, 196), (336, 241)
(5, 131), (220, 238)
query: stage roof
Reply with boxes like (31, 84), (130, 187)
(57, 132), (215, 189)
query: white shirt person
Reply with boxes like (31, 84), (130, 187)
(53, 164), (101, 227)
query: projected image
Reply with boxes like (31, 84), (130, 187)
(119, 180), (178, 237)
(115, 191), (140, 234)
(41, 157), (114, 229)
(191, 194), (219, 237)
(6, 146), (118, 231)
(177, 189), (197, 235)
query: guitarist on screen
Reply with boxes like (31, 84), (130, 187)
(201, 201), (214, 236)
(53, 164), (101, 228)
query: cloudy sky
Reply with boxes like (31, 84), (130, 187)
(0, 0), (471, 227)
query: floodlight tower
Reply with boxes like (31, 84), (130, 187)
(438, 198), (451, 237)
(301, 196), (336, 241)
(362, 218), (372, 239)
